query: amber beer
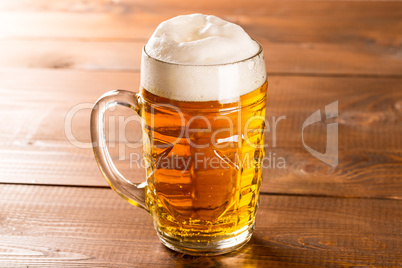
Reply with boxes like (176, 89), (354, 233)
(91, 14), (268, 255)
(140, 81), (267, 249)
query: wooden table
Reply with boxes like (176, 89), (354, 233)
(1, 0), (401, 267)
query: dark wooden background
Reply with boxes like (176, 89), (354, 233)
(0, 0), (401, 267)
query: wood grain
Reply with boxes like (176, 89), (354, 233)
(2, 143), (402, 200)
(0, 184), (400, 267)
(0, 7), (399, 49)
(0, 1), (401, 76)
(0, 0), (401, 265)
(1, 69), (401, 149)
(1, 0), (401, 43)
(2, 145), (401, 199)
(1, 69), (401, 198)
(1, 39), (401, 76)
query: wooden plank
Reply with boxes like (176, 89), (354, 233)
(0, 2), (401, 76)
(0, 69), (401, 198)
(265, 148), (402, 199)
(1, 145), (401, 199)
(2, 0), (402, 12)
(1, 39), (401, 76)
(1, 69), (400, 150)
(1, 2), (401, 42)
(0, 40), (144, 71)
(0, 184), (400, 267)
(4, 0), (397, 12)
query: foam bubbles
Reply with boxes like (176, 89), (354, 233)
(145, 14), (260, 65)
(141, 14), (266, 102)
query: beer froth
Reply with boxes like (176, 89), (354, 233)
(141, 14), (266, 102)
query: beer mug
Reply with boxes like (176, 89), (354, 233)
(90, 16), (267, 256)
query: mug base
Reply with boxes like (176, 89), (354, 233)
(156, 223), (255, 256)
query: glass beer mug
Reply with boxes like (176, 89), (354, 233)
(90, 14), (267, 255)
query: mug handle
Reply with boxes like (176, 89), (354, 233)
(90, 89), (148, 211)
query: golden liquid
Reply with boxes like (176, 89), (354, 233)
(140, 81), (267, 243)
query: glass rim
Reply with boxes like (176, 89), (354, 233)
(142, 39), (264, 67)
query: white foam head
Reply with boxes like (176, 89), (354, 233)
(141, 14), (266, 102)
